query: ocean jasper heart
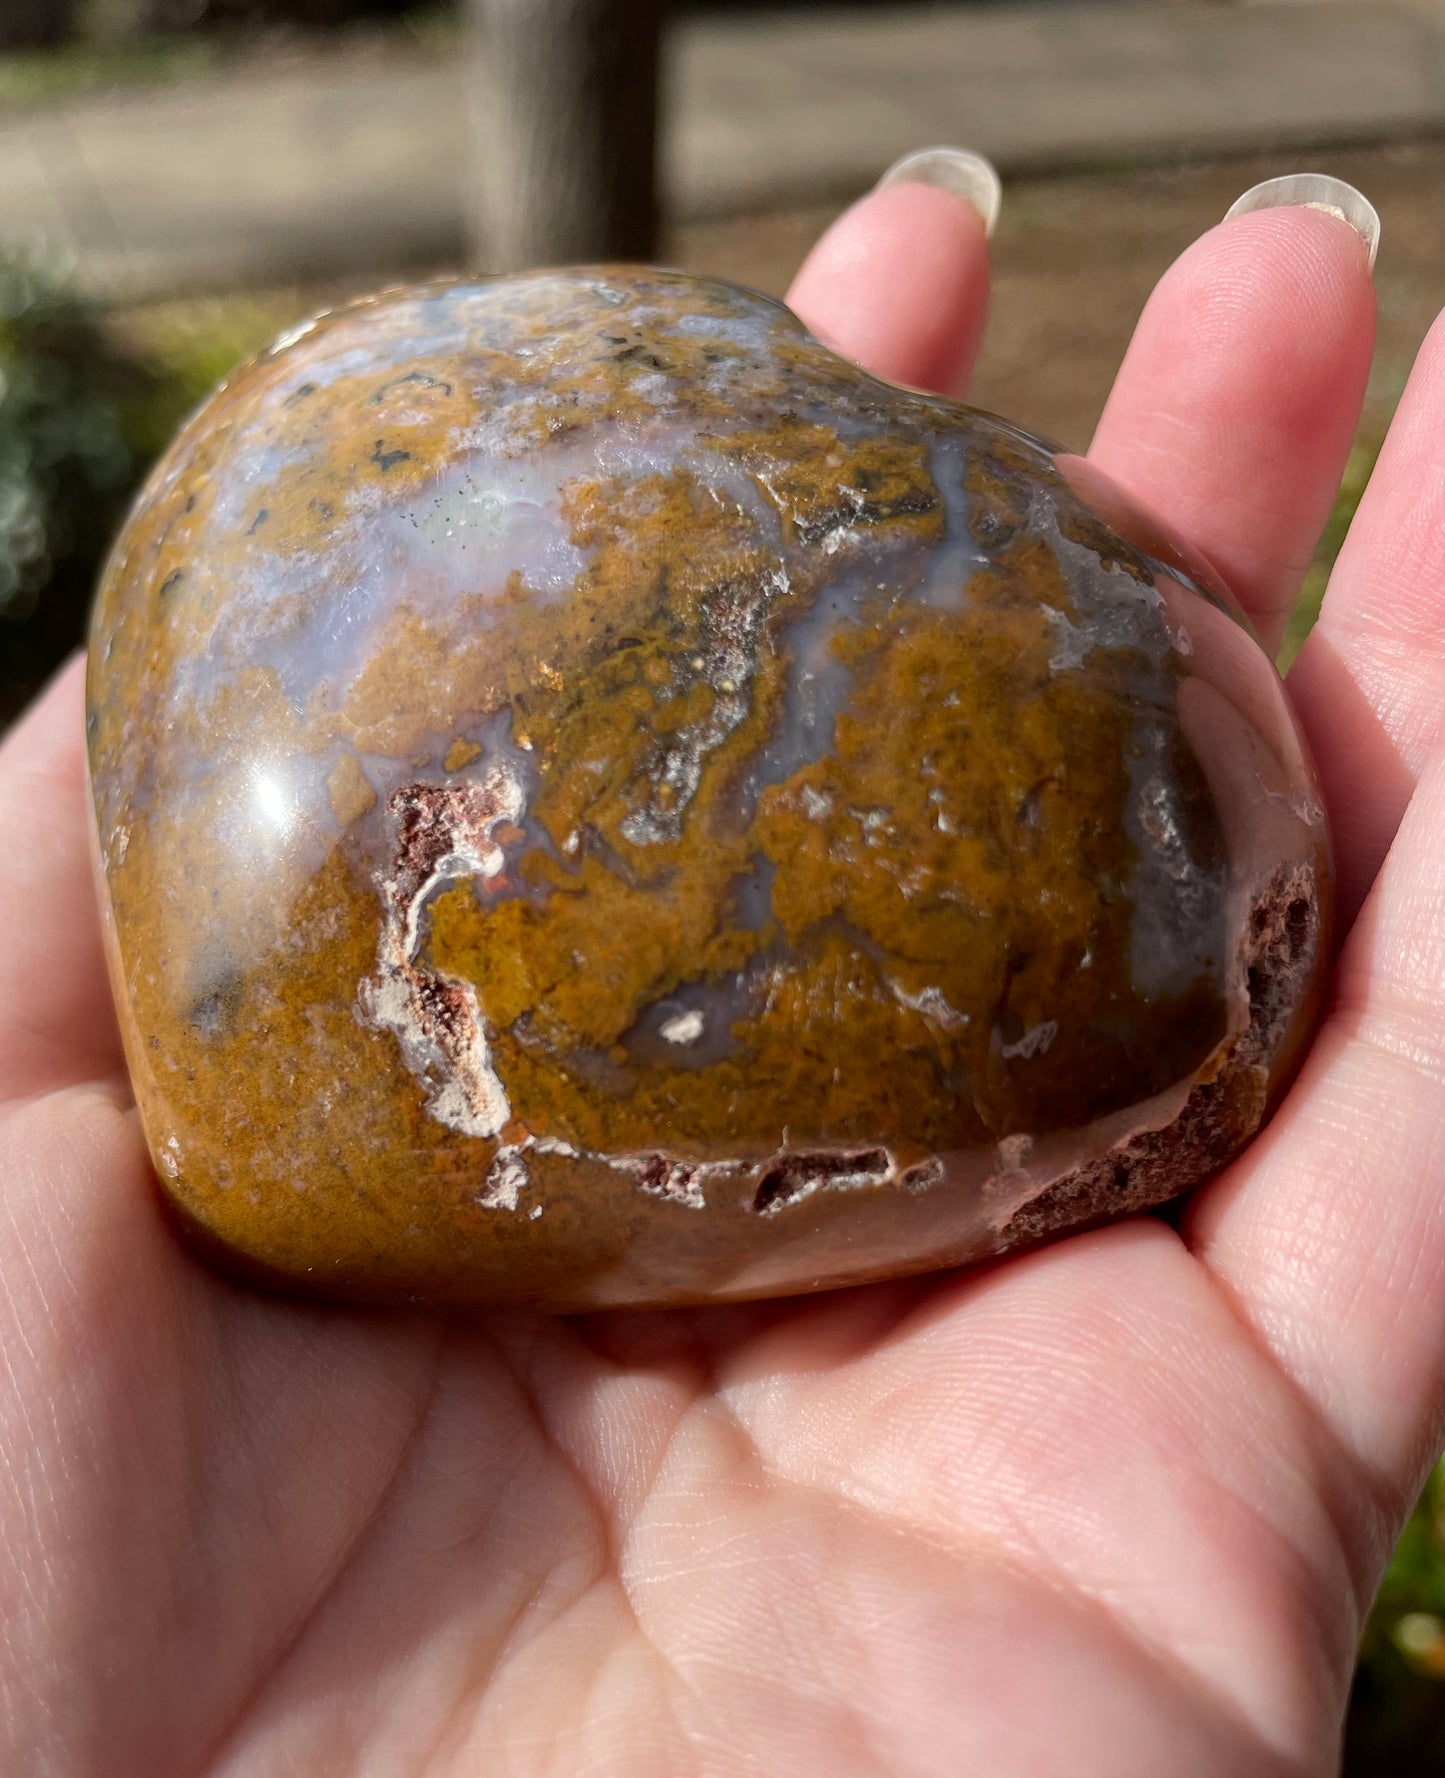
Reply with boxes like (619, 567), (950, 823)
(86, 268), (1331, 1308)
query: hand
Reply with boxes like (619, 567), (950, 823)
(1, 173), (1439, 1778)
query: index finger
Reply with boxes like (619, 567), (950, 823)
(786, 166), (994, 397)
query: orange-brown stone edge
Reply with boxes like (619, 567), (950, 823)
(152, 861), (1328, 1316)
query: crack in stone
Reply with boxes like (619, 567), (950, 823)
(358, 775), (522, 1139)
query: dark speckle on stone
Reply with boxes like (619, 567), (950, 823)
(371, 371), (454, 403)
(370, 440), (413, 473)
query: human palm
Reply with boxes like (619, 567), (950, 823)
(1, 183), (1440, 1778)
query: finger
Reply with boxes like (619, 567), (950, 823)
(0, 657), (123, 1102)
(1286, 314), (1444, 927)
(1187, 752), (1445, 1545)
(1091, 194), (1376, 652)
(786, 153), (996, 397)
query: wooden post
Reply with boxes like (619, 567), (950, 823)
(466, 0), (665, 273)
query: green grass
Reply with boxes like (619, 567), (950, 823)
(0, 32), (220, 111)
(0, 7), (459, 114)
(1278, 419), (1388, 671)
(1346, 1459), (1444, 1774)
(1372, 1460), (1445, 1682)
(109, 288), (321, 409)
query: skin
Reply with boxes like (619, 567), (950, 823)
(0, 181), (1439, 1777)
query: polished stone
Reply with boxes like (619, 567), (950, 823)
(87, 268), (1331, 1308)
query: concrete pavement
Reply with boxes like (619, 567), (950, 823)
(1, 1), (1440, 299)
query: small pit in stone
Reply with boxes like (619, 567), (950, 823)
(619, 1152), (707, 1207)
(752, 1147), (892, 1214)
(898, 1156), (944, 1193)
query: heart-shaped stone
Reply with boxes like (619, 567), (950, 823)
(87, 268), (1331, 1308)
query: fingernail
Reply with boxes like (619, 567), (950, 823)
(875, 147), (1002, 239)
(1223, 174), (1380, 272)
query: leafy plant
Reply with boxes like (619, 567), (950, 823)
(1278, 423), (1382, 671)
(0, 249), (191, 720)
(1346, 1460), (1445, 1773)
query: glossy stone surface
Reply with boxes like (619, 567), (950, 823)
(87, 269), (1331, 1309)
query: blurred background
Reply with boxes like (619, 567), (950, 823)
(1, 2), (1440, 1765)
